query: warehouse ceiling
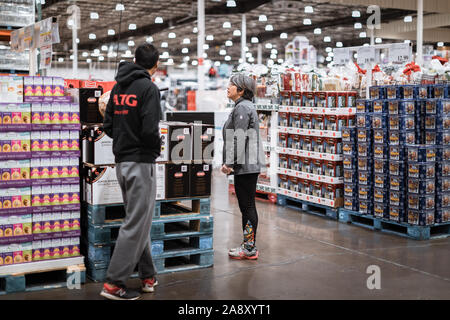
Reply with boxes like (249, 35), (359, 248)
(41, 0), (425, 67)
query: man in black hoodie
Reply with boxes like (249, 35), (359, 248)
(100, 44), (161, 300)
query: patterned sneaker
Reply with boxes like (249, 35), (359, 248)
(228, 246), (259, 260)
(141, 277), (158, 293)
(228, 243), (244, 253)
(100, 283), (141, 300)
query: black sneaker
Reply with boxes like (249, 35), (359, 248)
(100, 283), (141, 300)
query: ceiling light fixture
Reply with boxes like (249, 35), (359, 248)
(206, 35), (214, 41)
(233, 30), (241, 36)
(225, 40), (233, 46)
(99, 56), (104, 61)
(265, 24), (273, 31)
(226, 0), (236, 7)
(404, 16), (413, 22)
(193, 27), (198, 33)
(90, 12), (99, 19)
(146, 36), (153, 43)
(259, 15), (267, 22)
(305, 6), (313, 13)
(251, 37), (259, 43)
(324, 36), (331, 42)
(220, 49), (227, 55)
(128, 40), (135, 46)
(352, 10), (360, 17)
(303, 19), (311, 25)
(86, 58), (92, 63)
(248, 57), (255, 63)
(223, 22), (231, 28)
(270, 54), (276, 59)
(375, 37), (382, 43)
(89, 33), (96, 40)
(280, 33), (288, 39)
(215, 61), (221, 66)
(155, 17), (163, 24)
(101, 45), (108, 51)
(108, 29), (115, 36)
(271, 49), (277, 54)
(359, 32), (367, 38)
(58, 57), (64, 62)
(183, 38), (190, 44)
(354, 22), (362, 29)
(225, 55), (231, 61)
(437, 42), (444, 47)
(336, 42), (343, 47)
(277, 58), (283, 64)
(168, 32), (176, 38)
(182, 48), (188, 54)
(115, 3), (124, 11)
(203, 44), (209, 50)
(161, 42), (168, 48)
(326, 47), (332, 53)
(404, 40), (411, 44)
(265, 43), (272, 49)
(314, 28), (321, 34)
(192, 60), (198, 66)
(129, 24), (136, 30)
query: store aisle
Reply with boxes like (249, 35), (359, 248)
(3, 171), (450, 300)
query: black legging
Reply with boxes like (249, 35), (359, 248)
(234, 173), (259, 248)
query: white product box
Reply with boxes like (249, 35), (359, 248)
(156, 163), (165, 200)
(84, 165), (123, 205)
(0, 76), (23, 103)
(83, 125), (114, 165)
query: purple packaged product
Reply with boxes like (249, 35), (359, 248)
(356, 99), (371, 113)
(373, 187), (389, 204)
(436, 192), (450, 208)
(372, 113), (387, 129)
(33, 77), (44, 102)
(358, 157), (374, 172)
(42, 77), (53, 103)
(407, 178), (435, 195)
(358, 170), (371, 186)
(437, 161), (450, 177)
(373, 143), (389, 159)
(374, 203), (389, 219)
(374, 173), (389, 189)
(389, 145), (405, 161)
(344, 196), (358, 212)
(408, 193), (436, 211)
(344, 183), (358, 198)
(399, 85), (418, 100)
(373, 100), (388, 113)
(385, 86), (397, 100)
(390, 175), (405, 191)
(369, 86), (385, 100)
(389, 205), (405, 223)
(435, 208), (450, 224)
(357, 142), (372, 158)
(342, 142), (356, 156)
(341, 126), (356, 143)
(356, 128), (372, 144)
(356, 113), (372, 128)
(343, 169), (357, 184)
(343, 154), (357, 170)
(374, 159), (389, 174)
(408, 161), (436, 179)
(406, 144), (436, 162)
(407, 209), (434, 226)
(358, 185), (372, 200)
(389, 160), (405, 177)
(437, 99), (450, 115)
(389, 190), (404, 207)
(373, 129), (388, 144)
(358, 199), (373, 215)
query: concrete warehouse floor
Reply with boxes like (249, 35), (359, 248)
(3, 171), (450, 300)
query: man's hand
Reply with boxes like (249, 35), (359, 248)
(221, 164), (233, 175)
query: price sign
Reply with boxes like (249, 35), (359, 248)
(333, 48), (351, 65)
(389, 43), (412, 63)
(357, 46), (376, 65)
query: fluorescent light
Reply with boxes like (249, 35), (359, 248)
(404, 40), (411, 44)
(183, 38), (190, 44)
(67, 19), (73, 27)
(225, 55), (231, 61)
(167, 58), (174, 64)
(101, 45), (108, 51)
(404, 16), (413, 22)
(94, 49), (100, 54)
(226, 0), (236, 7)
(220, 49), (226, 55)
(203, 44), (209, 50)
(115, 3), (124, 11)
(354, 23), (362, 29)
(259, 15), (267, 22)
(161, 42), (168, 48)
(375, 37), (382, 43)
(203, 53), (208, 58)
(128, 40), (135, 46)
(70, 55), (74, 60)
(314, 28), (321, 34)
(155, 17), (163, 24)
(324, 36), (331, 42)
(89, 33), (96, 40)
(86, 58), (92, 63)
(129, 24), (137, 30)
(76, 38), (80, 44)
(277, 58), (283, 64)
(326, 47), (332, 53)
(214, 61), (221, 66)
(336, 42), (343, 47)
(192, 60), (198, 66)
(270, 54), (276, 59)
(146, 36), (153, 43)
(246, 52), (252, 58)
(305, 6), (313, 13)
(223, 22), (231, 29)
(267, 59), (274, 66)
(251, 37), (259, 43)
(265, 43), (273, 49)
(233, 30), (241, 36)
(168, 32), (176, 38)
(354, 53), (358, 58)
(99, 56), (104, 61)
(352, 10), (360, 17)
(161, 52), (169, 58)
(90, 12), (99, 19)
(271, 49), (278, 54)
(245, 46), (249, 52)
(326, 56), (332, 62)
(184, 56), (190, 61)
(303, 19), (311, 25)
(193, 27), (198, 33)
(82, 52), (88, 57)
(58, 58), (64, 62)
(249, 57), (255, 63)
(359, 32), (367, 38)
(239, 58), (243, 63)
(126, 50), (132, 55)
(437, 42), (444, 47)
(108, 29), (115, 36)
(182, 48), (188, 54)
(328, 52), (334, 57)
(265, 24), (273, 31)
(206, 35), (214, 41)
(225, 40), (233, 47)
(280, 32), (288, 39)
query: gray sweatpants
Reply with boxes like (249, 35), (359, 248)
(106, 162), (156, 288)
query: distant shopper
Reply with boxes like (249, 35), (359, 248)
(222, 74), (265, 260)
(101, 43), (162, 300)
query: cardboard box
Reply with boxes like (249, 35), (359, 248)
(0, 76), (23, 103)
(82, 124), (114, 165)
(165, 163), (190, 199)
(156, 121), (192, 163)
(84, 164), (123, 205)
(79, 88), (103, 124)
(191, 123), (214, 163)
(189, 164), (211, 197)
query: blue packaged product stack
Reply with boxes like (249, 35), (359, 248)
(343, 126), (358, 212)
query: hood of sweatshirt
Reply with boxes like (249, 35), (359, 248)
(115, 61), (151, 86)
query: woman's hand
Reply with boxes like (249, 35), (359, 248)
(221, 164), (233, 175)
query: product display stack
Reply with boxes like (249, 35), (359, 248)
(82, 119), (215, 281)
(275, 69), (356, 218)
(0, 75), (85, 289)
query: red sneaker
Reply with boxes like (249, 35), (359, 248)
(100, 283), (141, 300)
(141, 277), (159, 293)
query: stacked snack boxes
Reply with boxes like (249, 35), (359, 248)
(342, 126), (358, 211)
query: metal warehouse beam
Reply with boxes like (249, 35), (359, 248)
(376, 28), (450, 42)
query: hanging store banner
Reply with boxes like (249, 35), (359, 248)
(40, 44), (53, 69)
(389, 43), (412, 64)
(9, 17), (59, 52)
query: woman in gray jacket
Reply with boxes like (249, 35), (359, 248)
(222, 74), (265, 260)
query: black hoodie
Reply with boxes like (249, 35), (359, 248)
(103, 61), (162, 163)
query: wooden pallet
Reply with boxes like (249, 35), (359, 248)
(86, 249), (214, 282)
(83, 197), (211, 225)
(0, 262), (86, 295)
(277, 194), (338, 220)
(228, 184), (277, 204)
(339, 209), (450, 240)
